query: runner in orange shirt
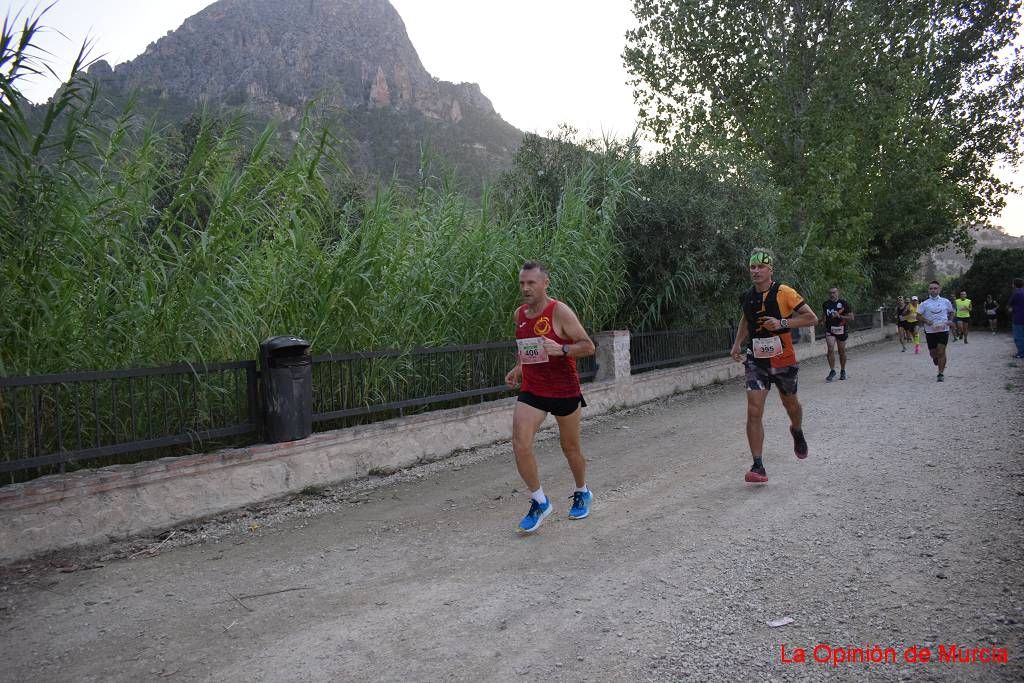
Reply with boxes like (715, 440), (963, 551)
(729, 248), (819, 483)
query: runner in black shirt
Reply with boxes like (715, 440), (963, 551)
(984, 294), (999, 334)
(822, 286), (854, 381)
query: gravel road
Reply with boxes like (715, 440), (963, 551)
(2, 334), (1022, 682)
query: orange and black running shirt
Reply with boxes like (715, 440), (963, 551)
(515, 299), (581, 398)
(740, 282), (807, 369)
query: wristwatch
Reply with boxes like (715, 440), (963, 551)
(562, 344), (570, 356)
(780, 318), (790, 330)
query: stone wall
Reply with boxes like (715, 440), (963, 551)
(0, 321), (892, 563)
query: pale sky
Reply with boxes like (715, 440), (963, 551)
(3, 0), (1021, 236)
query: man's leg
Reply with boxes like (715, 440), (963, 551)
(554, 408), (593, 519)
(1014, 324), (1024, 357)
(779, 385), (809, 459)
(512, 402), (548, 494)
(512, 401), (554, 532)
(744, 389), (770, 482)
(936, 342), (948, 375)
(745, 390), (769, 459)
(825, 336), (837, 380)
(837, 340), (848, 377)
(554, 408), (586, 488)
(779, 391), (803, 430)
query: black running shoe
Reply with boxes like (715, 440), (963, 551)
(937, 373), (944, 382)
(826, 370), (836, 382)
(839, 370), (847, 380)
(790, 427), (809, 459)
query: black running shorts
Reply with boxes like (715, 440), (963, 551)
(925, 331), (949, 349)
(517, 391), (587, 417)
(743, 358), (799, 396)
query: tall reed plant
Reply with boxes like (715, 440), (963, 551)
(0, 13), (629, 376)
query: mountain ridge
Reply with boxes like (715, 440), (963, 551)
(82, 0), (523, 187)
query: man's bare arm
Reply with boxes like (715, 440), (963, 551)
(730, 314), (748, 362)
(505, 308), (523, 387)
(546, 303), (595, 358)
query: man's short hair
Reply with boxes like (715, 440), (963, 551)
(930, 280), (941, 286)
(1014, 277), (1023, 288)
(521, 260), (548, 274)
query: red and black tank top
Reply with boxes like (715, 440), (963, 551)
(516, 298), (581, 398)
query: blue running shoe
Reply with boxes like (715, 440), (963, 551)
(568, 489), (593, 520)
(518, 498), (552, 533)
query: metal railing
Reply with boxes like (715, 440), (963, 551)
(630, 326), (735, 374)
(0, 361), (259, 479)
(310, 342), (596, 426)
(0, 342), (599, 481)
(1, 310), (888, 483)
(851, 312), (876, 331)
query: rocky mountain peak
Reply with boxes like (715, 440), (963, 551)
(72, 0), (523, 190)
(99, 0), (499, 124)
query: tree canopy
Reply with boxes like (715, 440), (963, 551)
(625, 0), (1024, 299)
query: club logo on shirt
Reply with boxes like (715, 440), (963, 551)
(533, 316), (552, 336)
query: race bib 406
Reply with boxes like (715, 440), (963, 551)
(516, 337), (549, 364)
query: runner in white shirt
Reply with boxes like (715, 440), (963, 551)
(917, 280), (956, 382)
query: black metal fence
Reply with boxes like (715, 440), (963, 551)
(630, 326), (735, 374)
(0, 342), (597, 482)
(310, 343), (596, 428)
(852, 312), (877, 331)
(0, 361), (259, 481)
(1, 313), (885, 484)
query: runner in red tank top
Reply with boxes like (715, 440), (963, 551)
(504, 261), (596, 533)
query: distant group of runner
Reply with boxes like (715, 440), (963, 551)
(892, 283), (959, 380)
(502, 257), (1024, 533)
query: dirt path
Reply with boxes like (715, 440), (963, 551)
(2, 335), (1022, 682)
